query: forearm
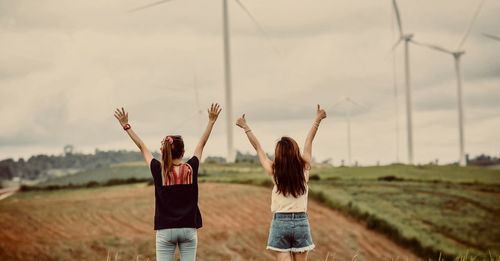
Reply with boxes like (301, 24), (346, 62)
(199, 120), (216, 148)
(193, 120), (216, 159)
(126, 128), (146, 151)
(304, 118), (322, 156)
(242, 125), (262, 151)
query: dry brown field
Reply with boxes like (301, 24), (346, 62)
(0, 183), (416, 260)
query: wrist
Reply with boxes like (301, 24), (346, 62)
(122, 123), (131, 130)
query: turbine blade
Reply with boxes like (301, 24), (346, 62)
(128, 0), (172, 13)
(457, 0), (485, 49)
(391, 38), (402, 51)
(233, 0), (281, 56)
(483, 33), (500, 42)
(392, 0), (403, 37)
(328, 97), (347, 110)
(346, 98), (365, 108)
(411, 39), (454, 54)
(192, 71), (202, 113)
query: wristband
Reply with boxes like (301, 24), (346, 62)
(245, 129), (252, 133)
(123, 124), (131, 131)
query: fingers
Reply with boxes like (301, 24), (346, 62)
(242, 113), (245, 119)
(317, 104), (320, 111)
(208, 103), (222, 115)
(121, 107), (125, 115)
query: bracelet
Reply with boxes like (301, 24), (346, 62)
(123, 124), (131, 131)
(312, 121), (320, 128)
(245, 129), (252, 133)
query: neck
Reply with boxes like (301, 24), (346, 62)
(172, 158), (183, 165)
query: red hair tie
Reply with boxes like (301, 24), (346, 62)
(166, 136), (174, 145)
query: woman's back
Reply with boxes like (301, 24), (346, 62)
(150, 156), (202, 230)
(271, 169), (309, 213)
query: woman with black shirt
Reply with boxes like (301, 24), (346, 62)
(114, 103), (222, 261)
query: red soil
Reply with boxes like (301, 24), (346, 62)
(0, 183), (417, 260)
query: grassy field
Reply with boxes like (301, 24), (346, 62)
(35, 162), (500, 259)
(0, 183), (417, 261)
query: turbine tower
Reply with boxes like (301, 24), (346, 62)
(129, 0), (274, 162)
(391, 0), (415, 165)
(331, 97), (364, 167)
(222, 0), (234, 162)
(411, 0), (485, 166)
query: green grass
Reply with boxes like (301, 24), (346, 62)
(33, 162), (500, 259)
(198, 163), (500, 259)
(39, 164), (151, 186)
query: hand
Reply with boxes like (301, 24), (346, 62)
(114, 107), (129, 126)
(208, 103), (222, 122)
(236, 114), (249, 130)
(315, 104), (327, 122)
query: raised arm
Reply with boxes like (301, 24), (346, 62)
(236, 114), (273, 175)
(114, 107), (153, 165)
(193, 103), (222, 160)
(302, 104), (327, 165)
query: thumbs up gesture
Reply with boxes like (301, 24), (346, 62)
(316, 104), (327, 122)
(236, 114), (249, 130)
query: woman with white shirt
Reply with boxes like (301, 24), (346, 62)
(236, 105), (327, 261)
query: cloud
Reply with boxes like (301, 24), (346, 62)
(0, 0), (499, 164)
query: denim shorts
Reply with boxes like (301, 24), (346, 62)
(266, 212), (315, 253)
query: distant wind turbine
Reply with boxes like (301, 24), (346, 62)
(410, 0), (485, 166)
(391, 0), (415, 165)
(483, 32), (500, 42)
(331, 97), (364, 167)
(390, 6), (401, 163)
(129, 0), (276, 162)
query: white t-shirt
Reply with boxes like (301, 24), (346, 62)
(270, 169), (309, 213)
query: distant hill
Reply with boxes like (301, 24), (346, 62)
(0, 149), (156, 182)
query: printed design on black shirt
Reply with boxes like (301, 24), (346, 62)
(162, 163), (194, 186)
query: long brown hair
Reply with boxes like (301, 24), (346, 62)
(161, 135), (184, 185)
(272, 136), (308, 197)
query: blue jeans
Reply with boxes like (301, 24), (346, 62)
(156, 228), (197, 261)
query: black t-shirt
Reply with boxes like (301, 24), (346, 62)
(149, 156), (202, 230)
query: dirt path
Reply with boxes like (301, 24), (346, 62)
(0, 187), (18, 201)
(0, 183), (417, 260)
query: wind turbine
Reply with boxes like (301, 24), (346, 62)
(483, 33), (500, 42)
(331, 97), (364, 167)
(410, 0), (485, 166)
(129, 0), (275, 162)
(391, 0), (415, 165)
(390, 7), (401, 163)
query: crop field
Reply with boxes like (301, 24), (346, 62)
(0, 183), (415, 260)
(25, 163), (500, 259)
(204, 164), (500, 258)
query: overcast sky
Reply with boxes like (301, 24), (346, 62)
(1, 0), (499, 165)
